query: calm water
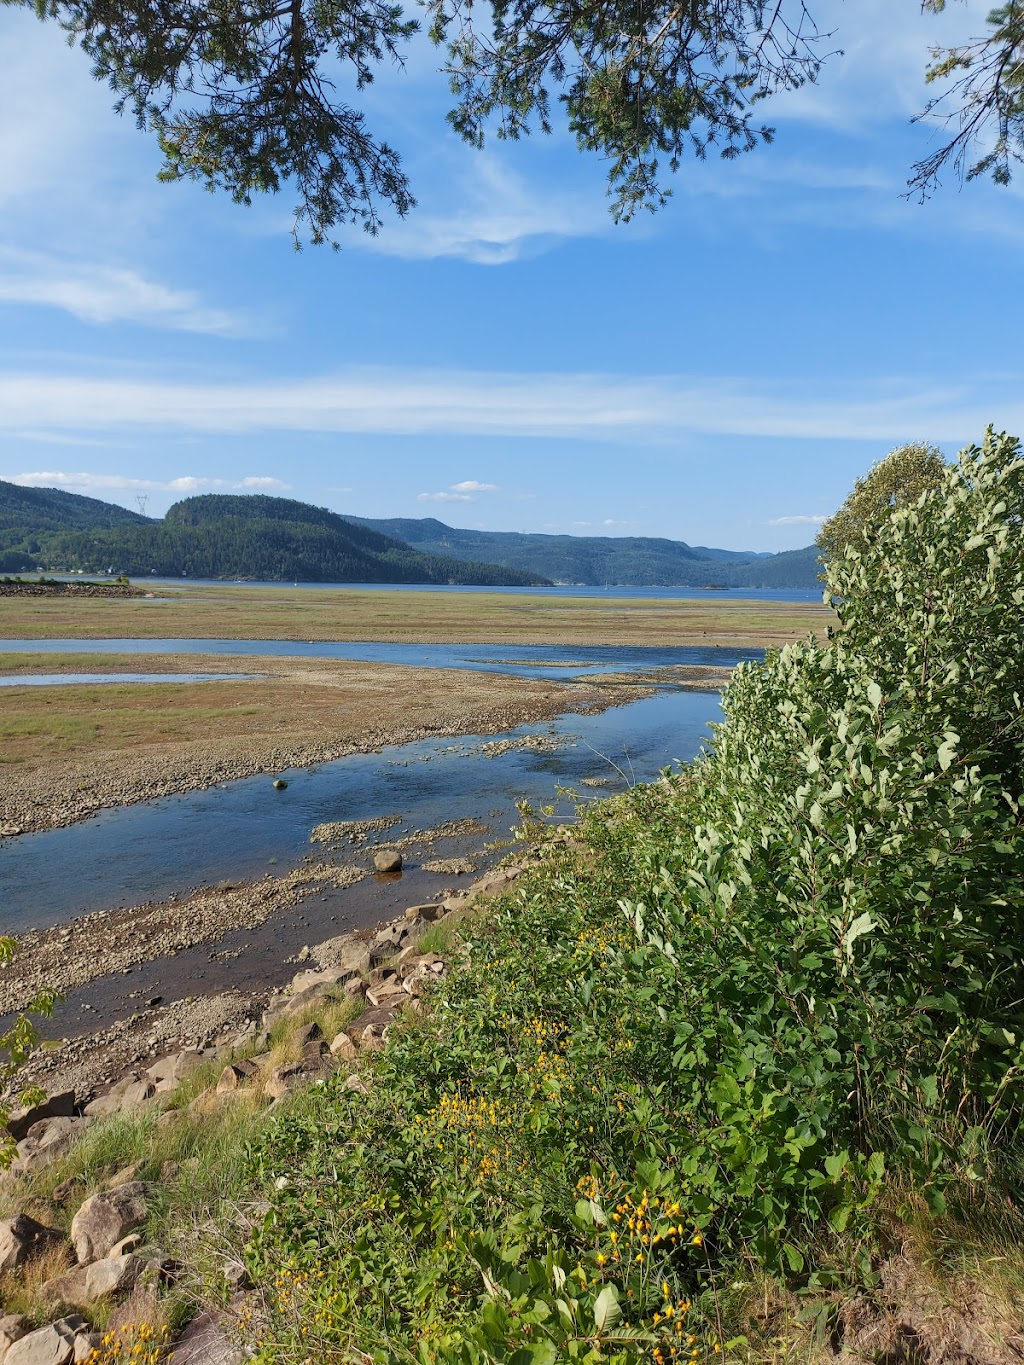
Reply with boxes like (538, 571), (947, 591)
(133, 579), (822, 604)
(0, 688), (724, 932)
(0, 639), (761, 683)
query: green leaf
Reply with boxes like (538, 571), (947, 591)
(593, 1284), (621, 1334)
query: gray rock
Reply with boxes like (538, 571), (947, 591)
(72, 1336), (101, 1363)
(10, 1118), (87, 1177)
(403, 903), (443, 922)
(83, 1073), (145, 1118)
(117, 1079), (156, 1111)
(70, 1183), (149, 1264)
(373, 848), (403, 874)
(0, 1215), (65, 1275)
(6, 1092), (75, 1143)
(309, 935), (371, 975)
(5, 1317), (86, 1365)
(343, 977), (367, 998)
(369, 922), (410, 965)
(365, 981), (408, 1009)
(42, 1254), (143, 1308)
(108, 1233), (144, 1257)
(0, 1316), (29, 1357)
(289, 964), (360, 994)
(146, 1049), (204, 1089)
(169, 1309), (244, 1364)
(329, 1031), (358, 1060)
(215, 1063), (258, 1095)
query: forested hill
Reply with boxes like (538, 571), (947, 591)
(0, 489), (550, 585)
(346, 516), (821, 588)
(0, 479), (152, 570)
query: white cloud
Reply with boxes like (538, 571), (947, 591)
(0, 247), (246, 335)
(358, 158), (609, 265)
(768, 514), (828, 526)
(1, 364), (1021, 446)
(3, 470), (292, 495)
(418, 478), (501, 502)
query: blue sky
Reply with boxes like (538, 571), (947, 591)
(1, 0), (1022, 552)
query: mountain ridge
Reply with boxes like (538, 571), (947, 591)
(0, 482), (820, 587)
(345, 516), (820, 588)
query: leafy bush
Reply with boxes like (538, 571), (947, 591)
(243, 429), (1024, 1361)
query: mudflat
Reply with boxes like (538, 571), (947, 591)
(0, 580), (832, 645)
(0, 653), (647, 834)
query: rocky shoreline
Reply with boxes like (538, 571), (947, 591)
(0, 859), (530, 1363)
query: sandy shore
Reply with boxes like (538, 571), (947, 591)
(0, 656), (652, 836)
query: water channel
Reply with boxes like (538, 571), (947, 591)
(0, 640), (760, 931)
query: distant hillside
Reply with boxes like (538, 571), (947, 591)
(0, 479), (150, 572)
(10, 491), (550, 586)
(346, 516), (821, 589)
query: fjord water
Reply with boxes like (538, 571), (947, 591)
(0, 686), (726, 932)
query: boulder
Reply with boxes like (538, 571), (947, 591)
(5, 1317), (87, 1365)
(365, 981), (408, 1009)
(0, 1215), (65, 1275)
(264, 981), (344, 1025)
(343, 977), (367, 998)
(368, 922), (410, 965)
(70, 1183), (149, 1264)
(72, 1335), (101, 1362)
(403, 903), (443, 922)
(84, 1074), (145, 1119)
(289, 965), (360, 995)
(0, 1316), (29, 1358)
(373, 849), (403, 874)
(169, 1309), (245, 1364)
(146, 1050), (205, 1091)
(6, 1093), (75, 1143)
(42, 1254), (143, 1308)
(10, 1118), (87, 1177)
(215, 1061), (259, 1095)
(108, 1233), (144, 1258)
(309, 936), (371, 975)
(117, 1080), (156, 1111)
(329, 1032), (358, 1060)
(293, 1022), (323, 1047)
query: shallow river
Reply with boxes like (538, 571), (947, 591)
(0, 640), (765, 934)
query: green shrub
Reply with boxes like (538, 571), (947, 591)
(243, 429), (1024, 1362)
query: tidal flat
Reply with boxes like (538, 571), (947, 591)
(0, 654), (634, 835)
(0, 579), (832, 645)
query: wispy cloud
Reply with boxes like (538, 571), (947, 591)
(1, 364), (1020, 445)
(418, 478), (501, 502)
(768, 514), (828, 526)
(417, 490), (474, 503)
(0, 247), (247, 335)
(359, 158), (609, 265)
(3, 470), (292, 495)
